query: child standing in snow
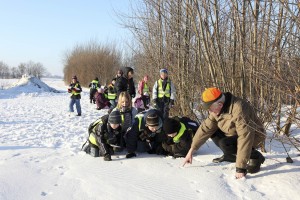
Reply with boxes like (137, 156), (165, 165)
(152, 69), (176, 119)
(138, 75), (151, 109)
(68, 75), (82, 116)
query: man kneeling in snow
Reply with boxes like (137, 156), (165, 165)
(183, 87), (266, 179)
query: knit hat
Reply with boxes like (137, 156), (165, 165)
(202, 87), (222, 110)
(72, 75), (77, 79)
(108, 111), (122, 124)
(146, 113), (159, 127)
(163, 118), (181, 135)
(160, 69), (168, 74)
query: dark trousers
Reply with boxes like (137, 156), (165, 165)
(211, 129), (261, 159)
(90, 89), (97, 102)
(156, 98), (170, 119)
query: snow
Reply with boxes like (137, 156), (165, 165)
(0, 77), (300, 200)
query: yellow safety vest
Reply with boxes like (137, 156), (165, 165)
(107, 85), (117, 100)
(143, 83), (149, 93)
(71, 83), (81, 95)
(157, 79), (171, 98)
(90, 80), (99, 89)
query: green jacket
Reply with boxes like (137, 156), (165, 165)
(191, 92), (266, 169)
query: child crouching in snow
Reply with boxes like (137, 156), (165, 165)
(94, 88), (111, 110)
(82, 111), (122, 161)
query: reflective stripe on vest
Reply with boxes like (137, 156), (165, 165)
(71, 83), (81, 95)
(135, 113), (144, 131)
(173, 122), (186, 143)
(107, 93), (116, 100)
(157, 79), (170, 98)
(143, 83), (149, 93)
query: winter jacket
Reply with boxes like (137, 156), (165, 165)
(114, 67), (136, 98)
(68, 81), (82, 99)
(94, 92), (110, 109)
(126, 109), (165, 153)
(191, 92), (266, 169)
(88, 115), (122, 156)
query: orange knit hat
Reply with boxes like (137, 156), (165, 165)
(202, 87), (222, 110)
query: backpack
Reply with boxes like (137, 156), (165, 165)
(81, 115), (107, 152)
(173, 116), (200, 135)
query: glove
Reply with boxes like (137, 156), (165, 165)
(169, 99), (175, 108)
(72, 88), (77, 92)
(152, 99), (158, 108)
(139, 131), (148, 141)
(165, 137), (174, 145)
(105, 132), (117, 144)
(155, 145), (168, 155)
(68, 88), (71, 93)
(170, 99), (175, 106)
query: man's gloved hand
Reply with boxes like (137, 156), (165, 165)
(68, 88), (71, 93)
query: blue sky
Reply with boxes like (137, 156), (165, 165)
(0, 0), (133, 76)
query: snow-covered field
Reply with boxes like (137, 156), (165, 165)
(0, 77), (299, 200)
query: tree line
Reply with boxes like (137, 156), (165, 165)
(10, 0), (295, 150)
(63, 41), (128, 87)
(0, 60), (48, 79)
(119, 0), (299, 150)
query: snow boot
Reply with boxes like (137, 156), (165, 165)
(213, 154), (236, 163)
(103, 153), (112, 161)
(247, 152), (265, 173)
(90, 146), (99, 157)
(126, 152), (137, 158)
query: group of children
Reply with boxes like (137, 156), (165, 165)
(82, 90), (199, 161)
(71, 68), (199, 161)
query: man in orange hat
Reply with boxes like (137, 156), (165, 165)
(183, 87), (266, 179)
